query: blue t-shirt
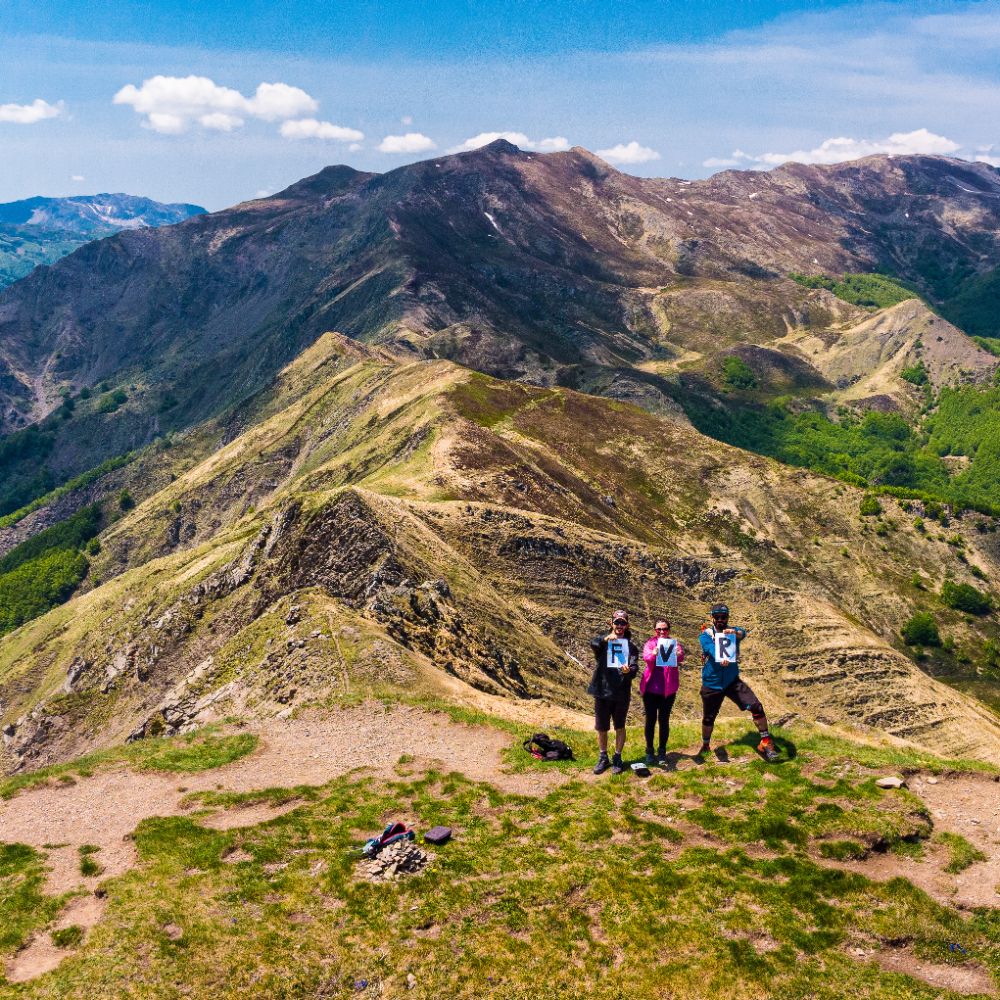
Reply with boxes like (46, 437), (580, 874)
(699, 626), (748, 690)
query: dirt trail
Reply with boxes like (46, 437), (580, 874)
(0, 704), (565, 897)
(914, 772), (1000, 909)
(824, 773), (1000, 913)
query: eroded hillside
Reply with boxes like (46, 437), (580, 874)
(3, 341), (999, 773)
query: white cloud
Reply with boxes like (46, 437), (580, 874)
(596, 141), (661, 165)
(113, 75), (317, 133)
(0, 98), (64, 124)
(200, 112), (244, 132)
(378, 132), (436, 153)
(71, 174), (85, 182)
(452, 130), (531, 152)
(976, 154), (1000, 167)
(449, 131), (572, 154)
(705, 129), (962, 170)
(401, 115), (413, 125)
(348, 142), (363, 152)
(249, 82), (318, 121)
(702, 150), (751, 169)
(279, 118), (364, 141)
(754, 128), (960, 165)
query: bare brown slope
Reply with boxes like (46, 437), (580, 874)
(775, 298), (998, 412)
(1, 145), (998, 493)
(2, 356), (999, 771)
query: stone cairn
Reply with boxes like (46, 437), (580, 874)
(357, 840), (431, 883)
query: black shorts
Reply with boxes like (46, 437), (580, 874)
(700, 679), (764, 727)
(594, 695), (630, 731)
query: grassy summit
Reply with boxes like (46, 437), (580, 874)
(0, 710), (997, 998)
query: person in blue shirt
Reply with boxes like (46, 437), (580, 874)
(698, 603), (779, 762)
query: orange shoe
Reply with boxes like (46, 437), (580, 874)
(757, 736), (780, 762)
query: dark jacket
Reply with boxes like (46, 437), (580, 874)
(588, 633), (640, 701)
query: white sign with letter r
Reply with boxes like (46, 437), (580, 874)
(714, 632), (739, 664)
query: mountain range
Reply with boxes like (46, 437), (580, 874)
(0, 193), (205, 290)
(1, 144), (1000, 775)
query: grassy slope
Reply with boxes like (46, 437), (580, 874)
(2, 355), (1000, 773)
(0, 714), (998, 998)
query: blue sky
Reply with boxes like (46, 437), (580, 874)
(1, 0), (998, 209)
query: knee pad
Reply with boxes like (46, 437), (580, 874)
(702, 712), (719, 728)
(748, 703), (765, 722)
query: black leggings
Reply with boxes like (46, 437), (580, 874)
(642, 692), (676, 751)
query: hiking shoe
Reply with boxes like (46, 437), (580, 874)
(593, 753), (611, 775)
(657, 749), (668, 763)
(644, 749), (657, 767)
(695, 742), (710, 759)
(611, 754), (625, 775)
(758, 737), (780, 762)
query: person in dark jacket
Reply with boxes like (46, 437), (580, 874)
(588, 609), (639, 774)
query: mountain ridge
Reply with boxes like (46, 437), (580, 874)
(0, 193), (206, 290)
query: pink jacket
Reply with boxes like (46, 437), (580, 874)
(640, 636), (684, 697)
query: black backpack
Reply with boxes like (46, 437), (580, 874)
(523, 732), (574, 761)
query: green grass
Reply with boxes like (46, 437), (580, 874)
(936, 832), (988, 874)
(973, 336), (1000, 358)
(790, 272), (917, 309)
(78, 845), (103, 878)
(2, 756), (995, 999)
(0, 729), (259, 800)
(50, 925), (83, 949)
(0, 701), (996, 997)
(684, 383), (1000, 517)
(0, 843), (63, 959)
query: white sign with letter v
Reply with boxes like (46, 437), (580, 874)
(655, 638), (678, 667)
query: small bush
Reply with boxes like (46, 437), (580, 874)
(901, 612), (941, 647)
(721, 356), (758, 390)
(859, 495), (882, 517)
(900, 361), (929, 386)
(97, 389), (128, 414)
(118, 489), (135, 511)
(941, 580), (992, 615)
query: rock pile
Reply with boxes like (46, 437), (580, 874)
(357, 841), (430, 883)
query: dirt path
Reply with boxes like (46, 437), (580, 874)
(822, 773), (1000, 913)
(914, 772), (1000, 909)
(3, 713), (999, 992)
(0, 704), (565, 897)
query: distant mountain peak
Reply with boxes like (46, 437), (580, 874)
(0, 192), (206, 291)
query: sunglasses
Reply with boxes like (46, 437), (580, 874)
(655, 627), (670, 632)
(612, 620), (628, 627)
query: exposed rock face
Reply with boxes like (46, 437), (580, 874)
(3, 356), (1000, 771)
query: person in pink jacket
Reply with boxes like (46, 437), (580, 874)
(640, 619), (684, 765)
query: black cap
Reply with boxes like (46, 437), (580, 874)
(710, 604), (730, 616)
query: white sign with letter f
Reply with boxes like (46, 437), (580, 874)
(607, 640), (628, 671)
